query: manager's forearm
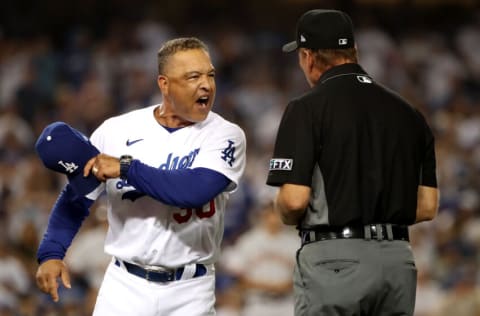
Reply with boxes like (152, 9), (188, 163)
(37, 185), (92, 263)
(127, 161), (230, 208)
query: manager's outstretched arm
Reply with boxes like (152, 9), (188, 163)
(36, 185), (93, 302)
(84, 154), (231, 208)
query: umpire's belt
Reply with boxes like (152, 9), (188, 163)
(300, 224), (409, 245)
(115, 258), (208, 282)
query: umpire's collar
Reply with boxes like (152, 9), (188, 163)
(317, 63), (367, 85)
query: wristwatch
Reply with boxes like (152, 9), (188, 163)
(119, 155), (133, 180)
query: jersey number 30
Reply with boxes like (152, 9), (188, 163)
(173, 200), (216, 224)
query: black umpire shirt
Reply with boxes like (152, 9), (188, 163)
(267, 63), (437, 229)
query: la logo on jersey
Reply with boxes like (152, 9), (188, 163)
(58, 160), (79, 173)
(221, 140), (236, 167)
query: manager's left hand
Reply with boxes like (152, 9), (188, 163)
(84, 154), (121, 181)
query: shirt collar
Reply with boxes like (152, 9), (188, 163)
(317, 63), (367, 85)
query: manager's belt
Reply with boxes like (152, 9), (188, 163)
(115, 259), (207, 282)
(300, 224), (409, 245)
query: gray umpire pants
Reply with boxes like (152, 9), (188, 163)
(293, 239), (417, 316)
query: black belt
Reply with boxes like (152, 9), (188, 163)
(115, 259), (207, 282)
(300, 224), (409, 245)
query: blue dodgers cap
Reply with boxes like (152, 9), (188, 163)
(35, 122), (101, 197)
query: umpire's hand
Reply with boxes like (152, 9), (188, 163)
(36, 259), (71, 302)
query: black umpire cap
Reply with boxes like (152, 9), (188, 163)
(282, 9), (355, 52)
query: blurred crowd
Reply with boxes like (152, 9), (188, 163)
(0, 3), (479, 316)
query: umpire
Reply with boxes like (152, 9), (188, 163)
(266, 9), (439, 316)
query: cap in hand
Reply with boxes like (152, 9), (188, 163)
(35, 122), (101, 198)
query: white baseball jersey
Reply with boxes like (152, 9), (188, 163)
(89, 104), (246, 268)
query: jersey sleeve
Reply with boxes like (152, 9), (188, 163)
(86, 122), (108, 196)
(89, 120), (108, 153)
(37, 185), (92, 263)
(191, 123), (246, 192)
(266, 99), (316, 187)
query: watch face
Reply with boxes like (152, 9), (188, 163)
(120, 155), (133, 180)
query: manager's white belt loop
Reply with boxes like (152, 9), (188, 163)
(180, 263), (197, 280)
(205, 263), (215, 275)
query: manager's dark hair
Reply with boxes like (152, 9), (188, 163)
(157, 37), (209, 75)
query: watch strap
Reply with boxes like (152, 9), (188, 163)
(120, 155), (133, 180)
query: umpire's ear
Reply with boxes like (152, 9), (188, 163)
(157, 75), (169, 96)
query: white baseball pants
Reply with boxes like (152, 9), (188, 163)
(93, 259), (216, 316)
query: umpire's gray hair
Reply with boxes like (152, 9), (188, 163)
(312, 47), (358, 69)
(157, 37), (209, 75)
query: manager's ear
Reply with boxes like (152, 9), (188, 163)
(157, 75), (168, 95)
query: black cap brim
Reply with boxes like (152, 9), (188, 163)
(282, 41), (298, 53)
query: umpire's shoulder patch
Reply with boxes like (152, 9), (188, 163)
(269, 158), (293, 171)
